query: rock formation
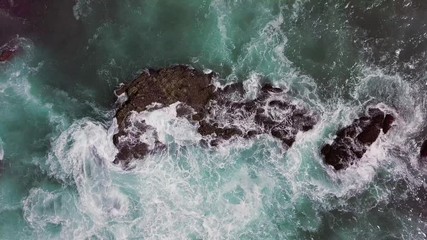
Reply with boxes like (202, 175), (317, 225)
(113, 65), (318, 166)
(321, 108), (395, 170)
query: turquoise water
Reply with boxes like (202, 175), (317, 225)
(1, 0), (427, 239)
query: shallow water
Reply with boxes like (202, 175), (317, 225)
(1, 0), (427, 239)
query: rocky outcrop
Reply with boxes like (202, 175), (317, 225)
(321, 108), (395, 170)
(112, 66), (216, 165)
(197, 83), (318, 147)
(113, 65), (318, 166)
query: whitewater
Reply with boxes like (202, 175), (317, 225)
(1, 0), (427, 239)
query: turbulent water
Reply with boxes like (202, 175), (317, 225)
(1, 0), (427, 239)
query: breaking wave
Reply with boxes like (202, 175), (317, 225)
(0, 0), (426, 239)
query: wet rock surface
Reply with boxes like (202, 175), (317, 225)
(113, 65), (318, 166)
(322, 108), (395, 170)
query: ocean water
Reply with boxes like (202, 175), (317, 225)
(1, 0), (427, 239)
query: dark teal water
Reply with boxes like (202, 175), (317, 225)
(1, 0), (427, 239)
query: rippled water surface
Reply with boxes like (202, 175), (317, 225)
(1, 0), (427, 239)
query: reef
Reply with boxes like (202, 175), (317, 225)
(112, 65), (318, 166)
(321, 107), (395, 170)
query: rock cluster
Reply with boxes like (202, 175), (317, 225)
(113, 65), (318, 166)
(112, 65), (402, 171)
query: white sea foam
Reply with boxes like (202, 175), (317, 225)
(33, 119), (131, 238)
(243, 73), (261, 100)
(27, 115), (279, 239)
(28, 78), (317, 238)
(72, 0), (93, 20)
(0, 138), (3, 161)
(124, 102), (202, 148)
(290, 65), (426, 216)
(24, 63), (424, 240)
(15, 2), (427, 239)
(210, 0), (234, 58)
(0, 37), (69, 135)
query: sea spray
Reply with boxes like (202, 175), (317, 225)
(24, 93), (423, 239)
(0, 0), (426, 239)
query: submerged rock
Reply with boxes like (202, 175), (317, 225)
(0, 41), (20, 63)
(321, 108), (395, 170)
(113, 65), (318, 166)
(0, 49), (14, 62)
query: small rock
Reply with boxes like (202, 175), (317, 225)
(322, 107), (395, 170)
